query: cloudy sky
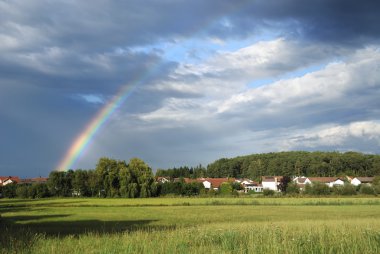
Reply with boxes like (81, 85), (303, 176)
(1, 0), (380, 177)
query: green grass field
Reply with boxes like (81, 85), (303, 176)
(1, 197), (380, 253)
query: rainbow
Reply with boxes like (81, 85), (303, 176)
(56, 86), (129, 171)
(55, 61), (160, 171)
(55, 4), (249, 171)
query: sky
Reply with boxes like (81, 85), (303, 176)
(1, 0), (380, 177)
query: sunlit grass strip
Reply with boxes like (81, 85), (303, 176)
(2, 222), (379, 254)
(1, 197), (380, 209)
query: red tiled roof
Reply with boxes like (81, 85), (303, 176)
(0, 176), (8, 181)
(355, 177), (374, 183)
(297, 177), (308, 184)
(0, 176), (20, 183)
(183, 178), (196, 184)
(201, 178), (235, 188)
(261, 176), (283, 182)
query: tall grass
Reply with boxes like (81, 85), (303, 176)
(3, 221), (380, 254)
(1, 197), (380, 253)
(1, 197), (380, 208)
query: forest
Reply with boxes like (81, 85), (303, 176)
(157, 151), (380, 181)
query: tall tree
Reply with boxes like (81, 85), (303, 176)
(128, 158), (155, 198)
(278, 176), (292, 193)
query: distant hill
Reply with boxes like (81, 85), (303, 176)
(206, 151), (380, 180)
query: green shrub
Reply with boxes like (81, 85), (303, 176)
(263, 189), (275, 196)
(286, 182), (300, 195)
(332, 185), (343, 195)
(373, 184), (380, 195)
(304, 182), (331, 196)
(332, 185), (357, 196)
(341, 184), (357, 195)
(359, 185), (376, 195)
(1, 183), (17, 198)
(16, 185), (29, 198)
(219, 182), (233, 195)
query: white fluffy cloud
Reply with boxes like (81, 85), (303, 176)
(139, 40), (380, 130)
(281, 121), (380, 151)
(150, 38), (345, 98)
(87, 40), (380, 168)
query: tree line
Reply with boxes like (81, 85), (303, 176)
(2, 151), (380, 199)
(157, 151), (380, 180)
(155, 165), (207, 179)
(50, 157), (157, 198)
(0, 157), (208, 198)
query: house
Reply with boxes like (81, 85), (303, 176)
(307, 177), (345, 187)
(235, 179), (253, 185)
(351, 177), (374, 186)
(0, 176), (8, 186)
(0, 176), (20, 186)
(244, 183), (263, 193)
(156, 176), (170, 183)
(200, 179), (212, 189)
(198, 178), (235, 190)
(292, 177), (312, 191)
(293, 177), (312, 185)
(261, 176), (283, 191)
(235, 179), (263, 193)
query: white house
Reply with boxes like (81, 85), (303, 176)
(261, 176), (283, 191)
(244, 184), (263, 193)
(351, 177), (374, 186)
(0, 177), (6, 186)
(308, 177), (345, 187)
(329, 178), (345, 187)
(156, 177), (170, 183)
(292, 177), (312, 191)
(293, 177), (312, 185)
(0, 176), (20, 186)
(201, 180), (212, 189)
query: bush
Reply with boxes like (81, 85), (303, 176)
(373, 176), (380, 186)
(333, 184), (357, 196)
(16, 185), (29, 198)
(30, 183), (50, 198)
(341, 184), (357, 195)
(359, 185), (376, 195)
(1, 184), (17, 198)
(220, 182), (233, 195)
(373, 185), (380, 195)
(286, 182), (300, 195)
(247, 190), (261, 195)
(263, 189), (275, 196)
(304, 182), (331, 196)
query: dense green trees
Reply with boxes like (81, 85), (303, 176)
(155, 165), (206, 179)
(205, 151), (380, 179)
(0, 157), (158, 199)
(158, 180), (204, 196)
(2, 151), (380, 199)
(90, 157), (158, 198)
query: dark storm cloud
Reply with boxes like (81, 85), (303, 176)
(0, 0), (246, 51)
(3, 0), (378, 56)
(221, 0), (380, 45)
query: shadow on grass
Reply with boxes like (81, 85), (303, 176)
(1, 213), (173, 252)
(0, 200), (86, 214)
(1, 213), (172, 236)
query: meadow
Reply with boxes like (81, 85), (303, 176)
(1, 197), (380, 253)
